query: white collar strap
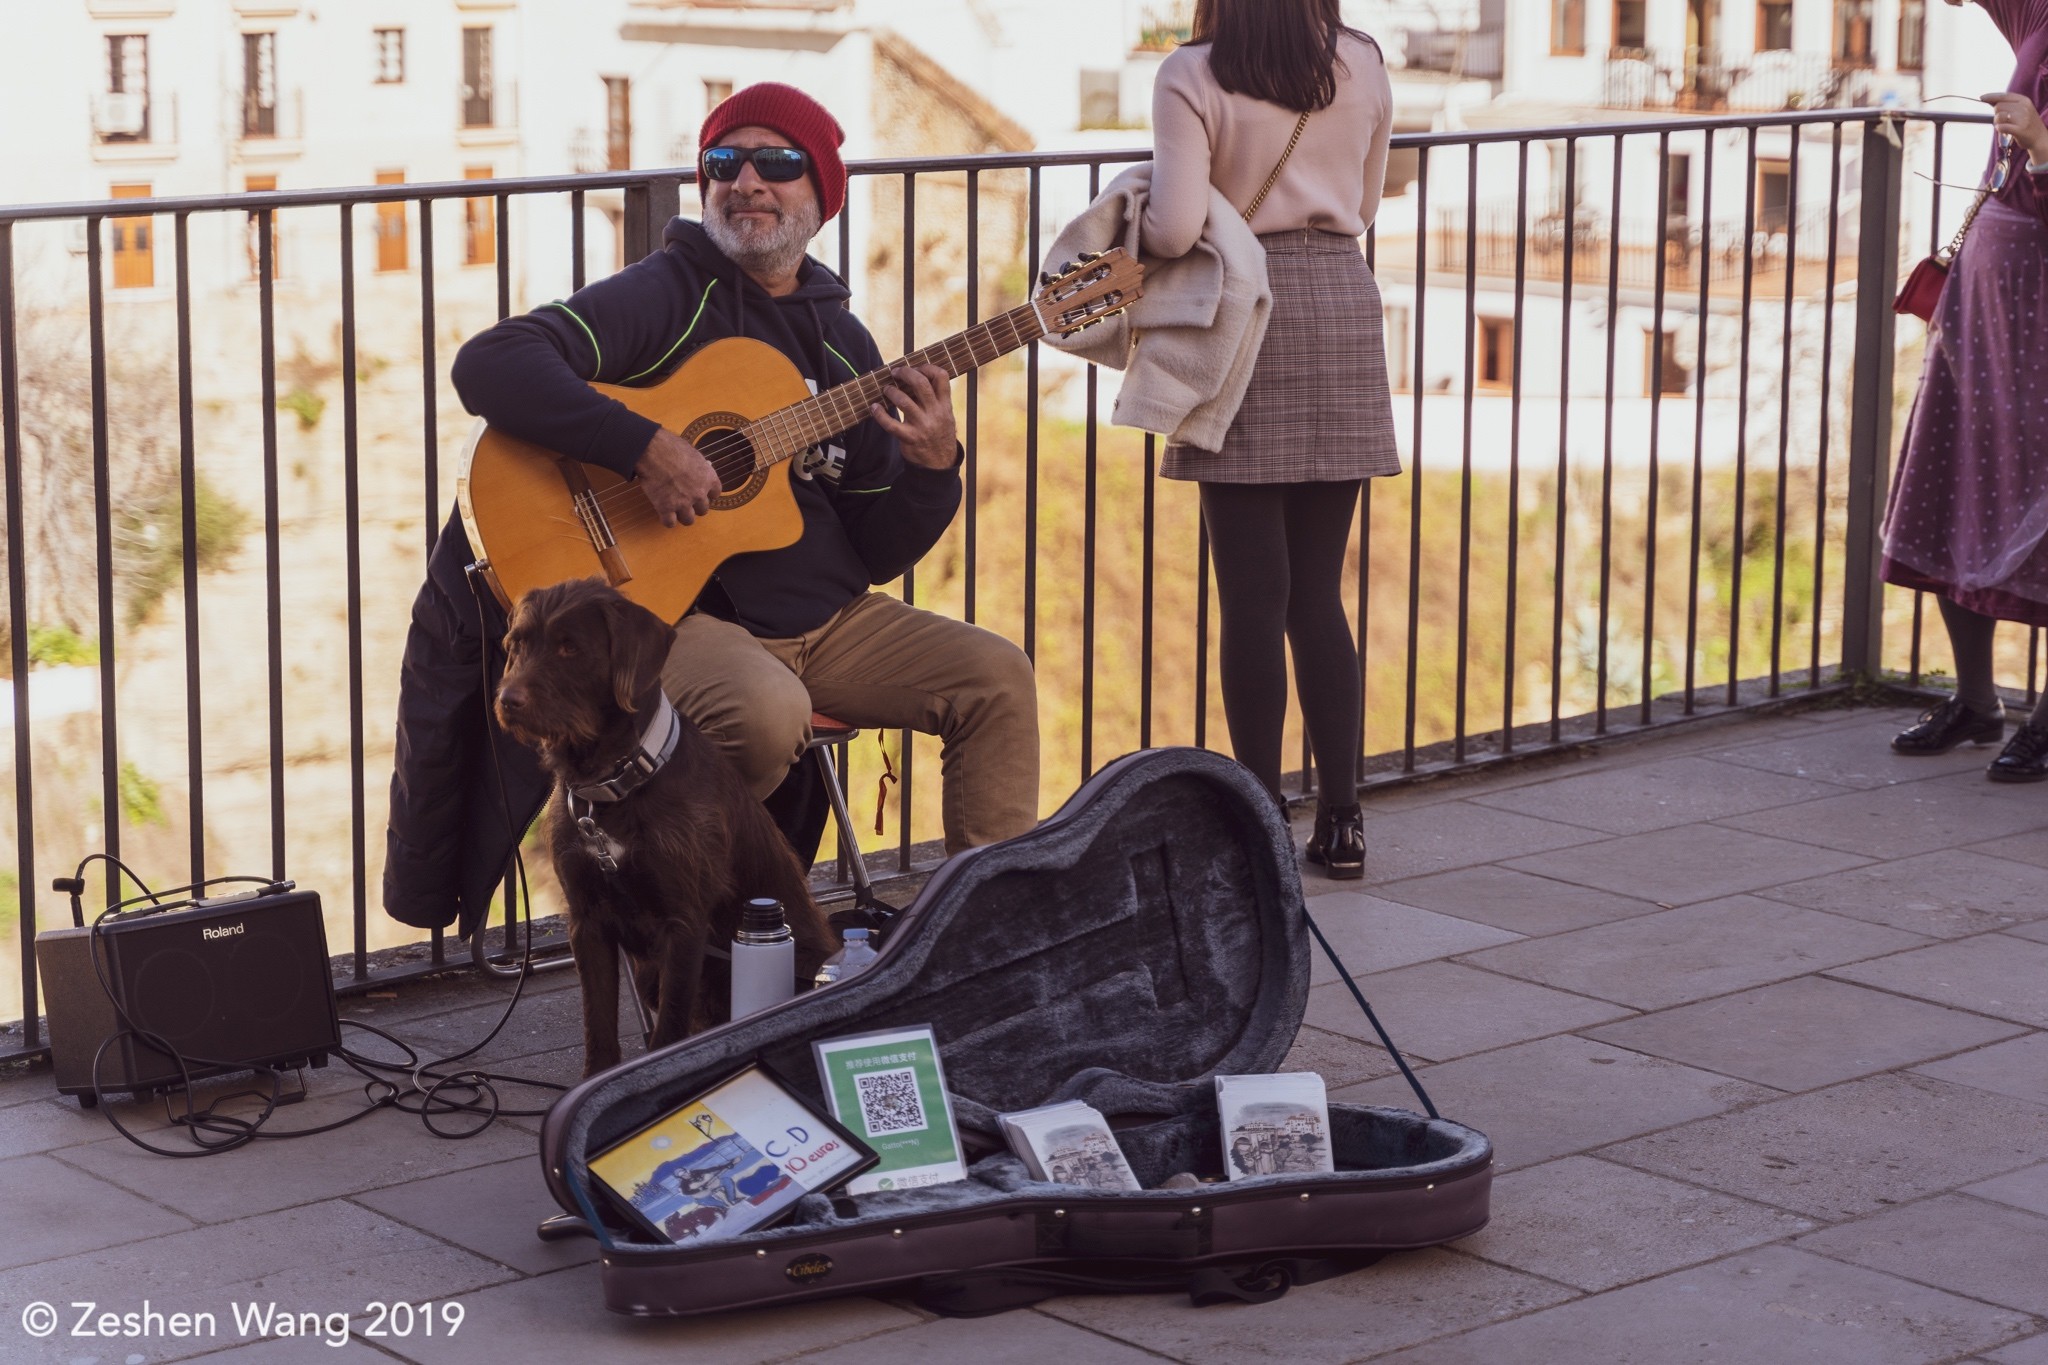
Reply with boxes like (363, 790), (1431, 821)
(567, 692), (682, 805)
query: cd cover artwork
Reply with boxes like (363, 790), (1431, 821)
(1223, 1099), (1331, 1177)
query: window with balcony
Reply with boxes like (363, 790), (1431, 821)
(110, 183), (154, 289)
(245, 174), (279, 279)
(1384, 305), (1411, 392)
(374, 28), (405, 84)
(242, 32), (278, 137)
(1833, 0), (1874, 66)
(1757, 0), (1793, 50)
(1613, 0), (1647, 51)
(1477, 317), (1515, 391)
(704, 78), (733, 115)
(375, 169), (408, 272)
(1898, 0), (1926, 70)
(462, 27), (494, 127)
(1757, 161), (1791, 235)
(100, 34), (151, 143)
(605, 76), (631, 171)
(1645, 330), (1691, 395)
(464, 166), (496, 266)
(1553, 0), (1586, 54)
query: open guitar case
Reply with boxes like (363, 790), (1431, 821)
(536, 746), (1493, 1317)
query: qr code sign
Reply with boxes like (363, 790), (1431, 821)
(854, 1067), (928, 1135)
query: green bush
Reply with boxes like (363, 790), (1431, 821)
(121, 479), (252, 627)
(278, 385), (326, 430)
(118, 761), (166, 827)
(28, 624), (99, 667)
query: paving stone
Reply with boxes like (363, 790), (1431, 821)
(1709, 715), (2000, 787)
(1603, 1072), (2048, 1221)
(1303, 891), (1522, 985)
(1353, 801), (1605, 885)
(1829, 934), (2048, 1028)
(1459, 897), (1926, 1011)
(1305, 961), (1632, 1060)
(1915, 1033), (2048, 1106)
(1333, 1034), (1771, 1172)
(1469, 756), (1843, 834)
(367, 1264), (919, 1365)
(790, 1310), (1163, 1364)
(0, 1091), (123, 1157)
(1759, 848), (2048, 938)
(1989, 1334), (2048, 1365)
(1370, 1246), (2036, 1365)
(1039, 1246), (1577, 1364)
(1968, 832), (2048, 871)
(1718, 776), (2048, 859)
(1281, 1025), (1398, 1088)
(185, 1335), (396, 1362)
(1798, 1193), (2048, 1314)
(2010, 920), (2048, 945)
(1966, 1163), (2048, 1219)
(1581, 977), (2024, 1090)
(0, 1151), (194, 1271)
(1374, 864), (1663, 937)
(0, 1198), (514, 1364)
(57, 1090), (538, 1223)
(351, 1157), (598, 1277)
(1503, 824), (1869, 905)
(1456, 1155), (1815, 1292)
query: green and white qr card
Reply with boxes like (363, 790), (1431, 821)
(812, 1025), (966, 1195)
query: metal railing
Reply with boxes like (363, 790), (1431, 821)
(0, 108), (2016, 1061)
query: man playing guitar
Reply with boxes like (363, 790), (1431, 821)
(445, 83), (1039, 856)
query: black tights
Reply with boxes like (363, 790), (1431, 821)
(1199, 480), (1363, 805)
(1938, 596), (2048, 726)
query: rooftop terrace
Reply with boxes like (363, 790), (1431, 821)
(5, 700), (2047, 1363)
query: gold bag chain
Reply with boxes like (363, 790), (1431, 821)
(1242, 110), (1311, 226)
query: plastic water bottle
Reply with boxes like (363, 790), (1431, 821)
(811, 927), (878, 989)
(730, 898), (796, 1019)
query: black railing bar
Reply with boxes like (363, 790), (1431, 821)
(258, 212), (286, 881)
(1083, 159), (1100, 782)
(87, 216), (121, 904)
(2030, 629), (2040, 705)
(1402, 148), (1430, 773)
(1811, 124), (1845, 690)
(1141, 432), (1156, 751)
(419, 201), (439, 559)
(174, 214), (204, 884)
(1024, 166), (1041, 665)
(1768, 130), (1802, 696)
(340, 204), (370, 983)
(1549, 137), (1577, 745)
(494, 192), (511, 320)
(1195, 519), (1210, 750)
(1453, 144), (1480, 764)
(963, 167), (979, 627)
(1595, 134), (1625, 734)
(1684, 129), (1717, 713)
(1728, 127), (1760, 706)
(1, 222), (41, 1051)
(1910, 590), (1925, 685)
(571, 188), (587, 293)
(1359, 225), (1375, 786)
(1641, 130), (1672, 727)
(1503, 140), (1530, 752)
(899, 171), (916, 874)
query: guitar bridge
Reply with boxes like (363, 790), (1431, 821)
(557, 461), (633, 588)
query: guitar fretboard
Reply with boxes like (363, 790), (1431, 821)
(744, 301), (1048, 465)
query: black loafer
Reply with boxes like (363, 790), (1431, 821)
(1989, 721), (2048, 782)
(1892, 698), (2005, 755)
(1305, 804), (1365, 879)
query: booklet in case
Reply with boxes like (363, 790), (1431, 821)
(587, 1062), (877, 1245)
(1214, 1072), (1334, 1179)
(998, 1099), (1142, 1191)
(812, 1025), (968, 1195)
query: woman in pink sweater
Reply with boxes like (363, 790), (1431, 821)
(1142, 0), (1399, 876)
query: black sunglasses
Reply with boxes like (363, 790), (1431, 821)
(701, 146), (809, 183)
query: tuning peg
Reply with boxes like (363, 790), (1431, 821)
(1079, 251), (1101, 262)
(1038, 269), (1055, 287)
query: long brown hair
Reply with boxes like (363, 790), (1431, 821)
(1189, 0), (1360, 112)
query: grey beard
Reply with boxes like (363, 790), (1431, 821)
(702, 196), (822, 279)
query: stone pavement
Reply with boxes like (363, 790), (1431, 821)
(4, 702), (2048, 1363)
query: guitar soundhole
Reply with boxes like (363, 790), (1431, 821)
(683, 413), (771, 510)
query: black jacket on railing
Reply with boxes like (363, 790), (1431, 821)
(383, 217), (959, 935)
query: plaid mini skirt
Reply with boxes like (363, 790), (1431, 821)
(1162, 228), (1402, 484)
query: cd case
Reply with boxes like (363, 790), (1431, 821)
(1214, 1072), (1335, 1180)
(998, 1099), (1142, 1191)
(586, 1062), (877, 1245)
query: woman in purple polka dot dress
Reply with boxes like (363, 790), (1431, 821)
(1882, 0), (2048, 780)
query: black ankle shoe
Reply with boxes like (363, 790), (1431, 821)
(1989, 721), (2048, 783)
(1305, 804), (1365, 879)
(1891, 698), (2005, 755)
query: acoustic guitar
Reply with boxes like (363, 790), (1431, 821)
(457, 250), (1144, 622)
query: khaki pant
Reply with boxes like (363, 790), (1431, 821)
(660, 592), (1040, 854)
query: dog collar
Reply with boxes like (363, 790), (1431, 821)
(567, 692), (682, 805)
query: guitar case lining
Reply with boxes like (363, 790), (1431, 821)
(537, 746), (1493, 1316)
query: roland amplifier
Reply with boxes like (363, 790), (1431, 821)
(37, 887), (341, 1103)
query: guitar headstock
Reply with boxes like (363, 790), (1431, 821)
(1036, 249), (1144, 336)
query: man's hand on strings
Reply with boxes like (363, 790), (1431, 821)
(637, 429), (723, 528)
(872, 364), (958, 470)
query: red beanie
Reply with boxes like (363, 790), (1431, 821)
(699, 82), (848, 224)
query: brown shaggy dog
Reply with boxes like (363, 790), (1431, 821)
(494, 578), (835, 1077)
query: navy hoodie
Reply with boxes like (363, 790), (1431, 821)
(449, 218), (962, 637)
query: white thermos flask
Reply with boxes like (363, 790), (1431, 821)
(730, 897), (796, 1019)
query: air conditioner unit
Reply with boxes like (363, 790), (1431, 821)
(95, 91), (146, 136)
